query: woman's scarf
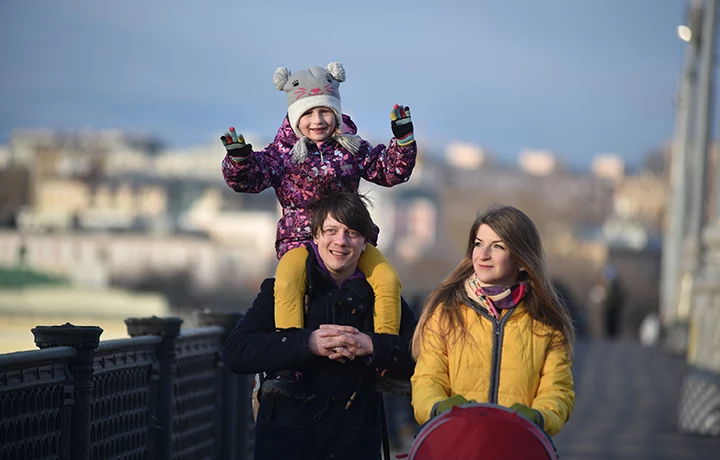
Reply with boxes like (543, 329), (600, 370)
(464, 273), (529, 319)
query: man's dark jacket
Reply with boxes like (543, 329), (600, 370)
(222, 248), (417, 460)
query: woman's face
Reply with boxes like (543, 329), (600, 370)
(472, 224), (521, 287)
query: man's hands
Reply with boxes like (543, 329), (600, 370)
(308, 324), (374, 363)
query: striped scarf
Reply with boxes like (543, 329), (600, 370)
(464, 273), (529, 319)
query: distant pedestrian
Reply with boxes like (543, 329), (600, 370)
(553, 279), (587, 337)
(602, 265), (624, 338)
(586, 265), (625, 339)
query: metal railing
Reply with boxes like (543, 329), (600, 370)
(0, 313), (253, 460)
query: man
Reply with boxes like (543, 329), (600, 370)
(222, 191), (417, 460)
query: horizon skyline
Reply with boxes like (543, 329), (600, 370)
(3, 125), (656, 177)
(0, 0), (701, 169)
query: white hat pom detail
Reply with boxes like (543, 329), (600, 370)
(273, 67), (291, 90)
(327, 62), (345, 82)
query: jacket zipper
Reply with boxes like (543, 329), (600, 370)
(330, 297), (336, 324)
(487, 309), (513, 404)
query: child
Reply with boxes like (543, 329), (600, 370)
(221, 62), (416, 343)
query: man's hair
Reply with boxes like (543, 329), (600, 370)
(308, 192), (374, 241)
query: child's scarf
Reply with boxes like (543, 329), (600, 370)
(464, 273), (529, 319)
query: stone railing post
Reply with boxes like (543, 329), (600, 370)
(198, 311), (247, 460)
(32, 323), (103, 460)
(125, 316), (183, 460)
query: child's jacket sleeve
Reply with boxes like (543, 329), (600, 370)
(360, 139), (417, 187)
(222, 145), (284, 194)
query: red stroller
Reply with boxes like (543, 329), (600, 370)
(400, 403), (560, 460)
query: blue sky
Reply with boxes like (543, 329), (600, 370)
(0, 0), (693, 168)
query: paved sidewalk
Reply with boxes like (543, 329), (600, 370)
(554, 340), (720, 460)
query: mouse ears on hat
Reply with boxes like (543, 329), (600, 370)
(272, 62), (346, 91)
(326, 62), (345, 82)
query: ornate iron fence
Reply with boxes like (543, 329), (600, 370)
(0, 346), (75, 460)
(172, 328), (223, 460)
(0, 313), (253, 460)
(90, 336), (162, 460)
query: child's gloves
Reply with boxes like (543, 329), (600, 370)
(221, 127), (252, 162)
(432, 394), (474, 418)
(390, 104), (415, 147)
(509, 403), (543, 429)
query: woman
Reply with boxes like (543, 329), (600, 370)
(411, 206), (575, 436)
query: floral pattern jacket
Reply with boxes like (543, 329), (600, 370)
(222, 114), (417, 258)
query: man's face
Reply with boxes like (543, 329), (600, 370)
(314, 213), (366, 284)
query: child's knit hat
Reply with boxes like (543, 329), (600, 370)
(273, 62), (361, 162)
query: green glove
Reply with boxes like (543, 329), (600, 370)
(221, 126), (252, 162)
(433, 394), (474, 417)
(510, 403), (543, 428)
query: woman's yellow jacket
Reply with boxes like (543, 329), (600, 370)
(411, 300), (574, 436)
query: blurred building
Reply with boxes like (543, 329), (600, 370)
(180, 186), (278, 248)
(0, 146), (10, 168)
(17, 178), (168, 232)
(104, 146), (154, 174)
(445, 142), (490, 170)
(152, 133), (266, 181)
(518, 149), (563, 176)
(394, 193), (439, 262)
(592, 154), (625, 184)
(1, 129), (281, 299)
(9, 129), (162, 178)
(446, 163), (613, 229)
(0, 166), (31, 226)
(3, 126), (668, 322)
(154, 144), (223, 181)
(0, 230), (273, 293)
(7, 129), (165, 230)
(613, 172), (667, 232)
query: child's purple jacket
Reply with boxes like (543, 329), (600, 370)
(222, 114), (417, 258)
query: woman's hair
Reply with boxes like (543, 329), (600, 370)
(411, 205), (575, 359)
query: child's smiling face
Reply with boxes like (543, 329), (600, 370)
(298, 106), (337, 142)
